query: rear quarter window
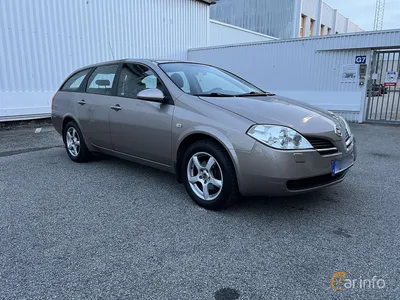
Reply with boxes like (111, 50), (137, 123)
(61, 69), (91, 91)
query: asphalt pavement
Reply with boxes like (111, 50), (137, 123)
(0, 123), (399, 299)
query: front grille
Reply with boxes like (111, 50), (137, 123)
(346, 135), (353, 150)
(345, 129), (350, 140)
(286, 171), (347, 191)
(306, 137), (338, 155)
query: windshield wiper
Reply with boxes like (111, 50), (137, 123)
(236, 91), (276, 97)
(194, 92), (236, 97)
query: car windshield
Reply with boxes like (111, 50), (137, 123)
(159, 62), (266, 97)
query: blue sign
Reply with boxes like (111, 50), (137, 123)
(355, 56), (367, 64)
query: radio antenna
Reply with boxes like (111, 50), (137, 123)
(108, 41), (115, 60)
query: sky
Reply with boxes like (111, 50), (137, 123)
(324, 0), (400, 31)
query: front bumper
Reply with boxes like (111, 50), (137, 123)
(235, 136), (356, 196)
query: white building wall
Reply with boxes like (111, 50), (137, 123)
(188, 30), (400, 122)
(0, 0), (210, 121)
(336, 13), (348, 33)
(321, 2), (335, 31)
(348, 21), (359, 33)
(209, 20), (277, 46)
(301, 0), (320, 18)
(301, 0), (361, 36)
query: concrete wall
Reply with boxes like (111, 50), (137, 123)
(0, 0), (210, 121)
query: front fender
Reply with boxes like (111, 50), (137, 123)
(173, 125), (246, 189)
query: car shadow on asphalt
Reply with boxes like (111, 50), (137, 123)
(238, 191), (331, 212)
(88, 152), (345, 217)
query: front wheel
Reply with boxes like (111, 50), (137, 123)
(182, 140), (240, 210)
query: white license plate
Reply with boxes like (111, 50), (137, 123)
(332, 153), (354, 175)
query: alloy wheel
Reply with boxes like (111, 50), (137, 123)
(66, 127), (81, 157)
(187, 152), (223, 201)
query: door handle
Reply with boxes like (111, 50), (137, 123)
(77, 99), (86, 105)
(110, 104), (122, 111)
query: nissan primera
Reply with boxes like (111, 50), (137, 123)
(52, 59), (356, 210)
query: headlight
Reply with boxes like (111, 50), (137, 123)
(247, 125), (313, 150)
(338, 116), (352, 136)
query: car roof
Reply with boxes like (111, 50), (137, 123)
(78, 59), (189, 68)
(72, 59), (203, 74)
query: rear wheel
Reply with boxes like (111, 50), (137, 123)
(182, 140), (240, 210)
(64, 121), (91, 162)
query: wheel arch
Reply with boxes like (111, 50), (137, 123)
(61, 115), (95, 152)
(62, 115), (79, 141)
(174, 128), (240, 184)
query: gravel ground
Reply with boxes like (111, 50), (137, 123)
(0, 123), (399, 299)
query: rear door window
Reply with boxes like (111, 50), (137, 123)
(86, 65), (119, 95)
(61, 69), (91, 91)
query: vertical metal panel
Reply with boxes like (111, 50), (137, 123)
(0, 0), (209, 119)
(211, 0), (296, 39)
(209, 20), (276, 46)
(366, 50), (400, 123)
(188, 30), (400, 122)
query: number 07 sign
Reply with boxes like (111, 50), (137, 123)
(384, 71), (398, 87)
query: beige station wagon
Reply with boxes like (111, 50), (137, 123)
(52, 59), (356, 210)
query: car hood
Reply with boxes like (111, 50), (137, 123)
(199, 95), (341, 140)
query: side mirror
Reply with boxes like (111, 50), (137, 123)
(137, 88), (165, 102)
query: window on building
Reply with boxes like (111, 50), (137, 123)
(117, 64), (166, 98)
(327, 27), (332, 35)
(320, 24), (325, 36)
(310, 19), (315, 36)
(61, 69), (91, 91)
(86, 65), (118, 95)
(300, 15), (306, 37)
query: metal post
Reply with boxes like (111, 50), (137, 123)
(314, 0), (323, 36)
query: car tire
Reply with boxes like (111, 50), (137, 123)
(63, 121), (91, 162)
(182, 139), (240, 210)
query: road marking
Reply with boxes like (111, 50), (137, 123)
(34, 128), (42, 133)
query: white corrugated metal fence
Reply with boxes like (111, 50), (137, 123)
(0, 0), (209, 120)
